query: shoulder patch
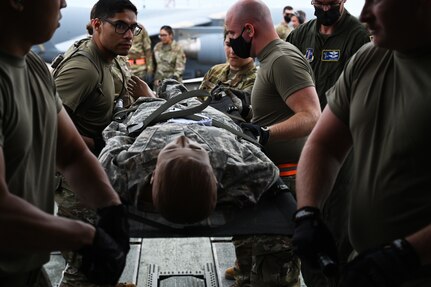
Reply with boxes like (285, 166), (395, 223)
(305, 48), (314, 62)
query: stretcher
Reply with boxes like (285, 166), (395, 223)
(126, 177), (296, 238)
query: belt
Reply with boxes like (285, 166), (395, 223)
(0, 268), (46, 287)
(278, 163), (297, 177)
(128, 57), (146, 65)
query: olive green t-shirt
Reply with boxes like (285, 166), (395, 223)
(54, 40), (115, 138)
(0, 51), (62, 274)
(252, 39), (315, 164)
(327, 43), (431, 255)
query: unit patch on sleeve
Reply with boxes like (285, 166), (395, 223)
(304, 48), (314, 63)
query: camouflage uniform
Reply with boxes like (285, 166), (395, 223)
(127, 26), (154, 83)
(199, 61), (256, 93)
(153, 40), (186, 89)
(99, 82), (279, 209)
(231, 174), (300, 287)
(199, 62), (256, 122)
(275, 22), (292, 40)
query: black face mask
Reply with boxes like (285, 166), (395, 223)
(284, 15), (292, 23)
(229, 27), (252, 59)
(314, 6), (341, 26)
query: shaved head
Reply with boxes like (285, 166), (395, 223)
(227, 0), (273, 29)
(225, 0), (279, 57)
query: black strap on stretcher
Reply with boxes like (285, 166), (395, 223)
(127, 177), (297, 238)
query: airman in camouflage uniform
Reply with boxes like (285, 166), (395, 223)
(153, 26), (186, 90)
(199, 61), (256, 122)
(99, 80), (279, 210)
(127, 25), (154, 84)
(275, 6), (294, 40)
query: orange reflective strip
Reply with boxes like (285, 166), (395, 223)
(135, 58), (146, 65)
(278, 163), (298, 169)
(128, 58), (146, 66)
(278, 163), (298, 177)
(280, 170), (297, 177)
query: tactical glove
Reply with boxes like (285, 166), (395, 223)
(291, 206), (338, 277)
(339, 238), (421, 287)
(240, 123), (270, 145)
(224, 88), (252, 118)
(79, 227), (127, 285)
(97, 204), (130, 255)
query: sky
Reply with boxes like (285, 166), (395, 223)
(70, 0), (366, 17)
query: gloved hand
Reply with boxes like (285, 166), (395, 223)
(224, 88), (252, 118)
(291, 206), (338, 277)
(79, 227), (127, 285)
(240, 123), (270, 145)
(97, 204), (130, 255)
(210, 86), (251, 115)
(339, 238), (421, 287)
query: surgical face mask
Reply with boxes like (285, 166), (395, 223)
(229, 27), (252, 59)
(284, 14), (292, 23)
(314, 6), (341, 26)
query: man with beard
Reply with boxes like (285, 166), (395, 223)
(293, 0), (431, 286)
(286, 2), (369, 286)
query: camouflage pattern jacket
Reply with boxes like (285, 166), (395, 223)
(128, 26), (154, 78)
(276, 22), (292, 40)
(153, 40), (186, 82)
(199, 61), (257, 93)
(99, 87), (278, 210)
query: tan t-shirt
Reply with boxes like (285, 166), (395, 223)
(252, 39), (315, 164)
(0, 51), (62, 274)
(54, 40), (115, 138)
(328, 43), (431, 256)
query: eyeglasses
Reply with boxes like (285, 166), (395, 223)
(101, 18), (142, 36)
(311, 0), (343, 9)
(158, 33), (169, 38)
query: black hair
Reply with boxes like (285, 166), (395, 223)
(296, 10), (306, 24)
(93, 0), (138, 19)
(283, 6), (294, 13)
(160, 25), (174, 36)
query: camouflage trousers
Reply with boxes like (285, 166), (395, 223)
(232, 235), (301, 287)
(54, 175), (100, 287)
(230, 175), (300, 287)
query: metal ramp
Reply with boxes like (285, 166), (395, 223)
(146, 263), (218, 287)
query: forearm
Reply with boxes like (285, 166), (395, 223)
(295, 141), (344, 208)
(268, 111), (319, 142)
(59, 148), (120, 209)
(0, 192), (94, 252)
(406, 224), (431, 265)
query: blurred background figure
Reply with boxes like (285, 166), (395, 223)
(291, 10), (306, 29)
(128, 23), (155, 89)
(153, 25), (186, 91)
(276, 5), (294, 40)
